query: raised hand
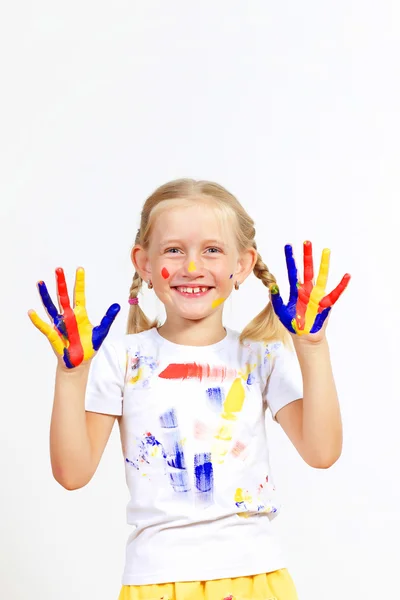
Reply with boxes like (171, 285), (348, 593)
(269, 241), (350, 338)
(28, 267), (120, 369)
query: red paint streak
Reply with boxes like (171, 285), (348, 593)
(159, 363), (236, 381)
(161, 267), (170, 279)
(231, 441), (246, 457)
(56, 268), (84, 366)
(319, 273), (351, 308)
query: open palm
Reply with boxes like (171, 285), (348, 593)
(28, 267), (120, 368)
(269, 241), (351, 338)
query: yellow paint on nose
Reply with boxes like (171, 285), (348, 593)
(211, 297), (225, 309)
(188, 261), (196, 272)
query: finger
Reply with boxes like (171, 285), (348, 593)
(314, 248), (330, 293)
(37, 280), (59, 322)
(304, 248), (331, 332)
(284, 245), (299, 307)
(28, 310), (65, 356)
(270, 285), (296, 334)
(319, 273), (351, 309)
(92, 303), (121, 351)
(37, 280), (68, 338)
(56, 268), (72, 312)
(74, 267), (86, 309)
(303, 240), (314, 286)
(310, 306), (331, 334)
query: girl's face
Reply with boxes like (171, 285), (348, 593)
(134, 203), (256, 324)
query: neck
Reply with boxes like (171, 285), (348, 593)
(157, 315), (226, 346)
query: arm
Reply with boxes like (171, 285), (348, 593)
(269, 240), (349, 468)
(276, 337), (342, 469)
(51, 362), (116, 490)
(28, 266), (121, 490)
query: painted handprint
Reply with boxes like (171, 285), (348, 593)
(28, 267), (120, 368)
(269, 241), (351, 336)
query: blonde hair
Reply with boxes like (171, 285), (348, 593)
(127, 178), (291, 347)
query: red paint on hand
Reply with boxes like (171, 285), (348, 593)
(56, 268), (84, 366)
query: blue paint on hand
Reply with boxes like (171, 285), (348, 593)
(38, 281), (68, 338)
(310, 306), (331, 333)
(92, 303), (121, 351)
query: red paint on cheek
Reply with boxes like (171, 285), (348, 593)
(161, 267), (170, 279)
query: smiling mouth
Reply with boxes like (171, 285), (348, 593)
(172, 286), (214, 297)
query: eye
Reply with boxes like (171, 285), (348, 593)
(206, 247), (222, 254)
(165, 248), (181, 254)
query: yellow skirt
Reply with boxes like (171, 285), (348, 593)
(118, 569), (298, 600)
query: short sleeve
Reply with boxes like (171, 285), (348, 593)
(85, 339), (126, 416)
(263, 341), (303, 422)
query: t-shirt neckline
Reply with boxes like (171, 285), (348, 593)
(149, 326), (233, 353)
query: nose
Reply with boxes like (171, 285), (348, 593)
(187, 260), (197, 273)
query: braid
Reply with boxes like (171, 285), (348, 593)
(129, 271), (142, 301)
(253, 252), (278, 291)
(126, 228), (159, 334)
(239, 249), (291, 347)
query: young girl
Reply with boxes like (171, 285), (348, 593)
(28, 178), (350, 600)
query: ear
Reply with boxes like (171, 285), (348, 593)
(131, 245), (152, 281)
(236, 247), (258, 283)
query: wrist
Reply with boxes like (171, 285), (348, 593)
(56, 359), (92, 377)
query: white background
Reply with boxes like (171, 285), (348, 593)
(1, 2), (398, 599)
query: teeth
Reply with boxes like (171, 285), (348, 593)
(176, 286), (209, 294)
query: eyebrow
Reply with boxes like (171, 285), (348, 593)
(158, 239), (227, 249)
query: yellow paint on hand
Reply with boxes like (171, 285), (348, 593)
(74, 267), (86, 308)
(28, 310), (65, 356)
(211, 297), (225, 309)
(75, 307), (95, 360)
(188, 261), (196, 272)
(304, 248), (330, 333)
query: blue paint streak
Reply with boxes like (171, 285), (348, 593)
(92, 303), (121, 351)
(126, 434), (166, 470)
(159, 408), (190, 492)
(310, 306), (331, 333)
(38, 281), (67, 338)
(159, 407), (178, 428)
(63, 348), (74, 369)
(270, 289), (296, 333)
(284, 244), (299, 311)
(206, 387), (224, 411)
(194, 452), (214, 502)
(247, 372), (255, 385)
(168, 442), (185, 469)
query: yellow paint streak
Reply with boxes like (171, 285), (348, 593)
(188, 261), (196, 272)
(221, 378), (245, 420)
(29, 310), (65, 356)
(211, 297), (225, 309)
(129, 367), (144, 385)
(75, 307), (95, 360)
(238, 362), (256, 381)
(74, 268), (86, 308)
(215, 425), (233, 441)
(304, 248), (330, 333)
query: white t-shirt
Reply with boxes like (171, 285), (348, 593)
(85, 326), (303, 586)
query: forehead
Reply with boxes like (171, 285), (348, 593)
(151, 203), (235, 246)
